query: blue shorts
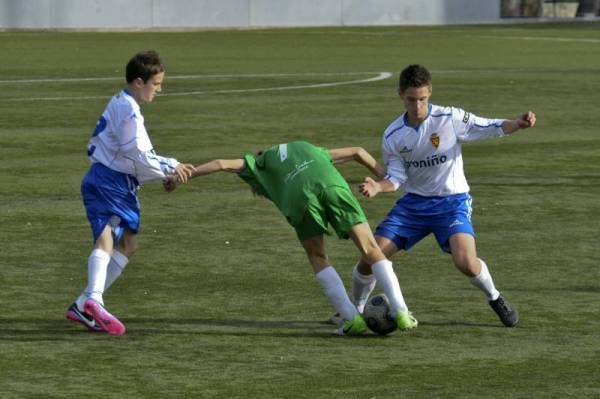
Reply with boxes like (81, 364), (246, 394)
(81, 162), (140, 243)
(375, 192), (474, 253)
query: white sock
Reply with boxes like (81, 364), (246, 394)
(104, 250), (129, 291)
(76, 248), (111, 309)
(352, 264), (376, 313)
(316, 266), (359, 321)
(470, 259), (500, 301)
(371, 259), (408, 313)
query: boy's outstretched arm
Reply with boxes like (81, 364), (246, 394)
(191, 159), (245, 177)
(501, 111), (536, 135)
(329, 147), (386, 179)
(164, 158), (245, 192)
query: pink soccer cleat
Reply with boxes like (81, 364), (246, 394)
(84, 299), (126, 336)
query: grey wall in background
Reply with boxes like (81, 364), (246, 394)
(0, 0), (501, 29)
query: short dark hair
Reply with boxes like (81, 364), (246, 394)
(398, 64), (431, 93)
(125, 51), (165, 83)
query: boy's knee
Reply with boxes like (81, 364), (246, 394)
(453, 255), (480, 277)
(117, 233), (138, 257)
(120, 245), (137, 258)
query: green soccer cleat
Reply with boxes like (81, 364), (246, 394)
(395, 311), (418, 331)
(334, 314), (368, 336)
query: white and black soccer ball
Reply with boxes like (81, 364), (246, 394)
(363, 293), (398, 335)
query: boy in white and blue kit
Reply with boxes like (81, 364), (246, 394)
(65, 51), (195, 335)
(353, 64), (536, 327)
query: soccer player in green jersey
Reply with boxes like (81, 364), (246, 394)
(165, 141), (417, 335)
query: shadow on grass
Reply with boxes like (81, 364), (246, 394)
(124, 317), (332, 338)
(0, 317), (372, 340)
(419, 320), (505, 328)
(0, 319), (88, 341)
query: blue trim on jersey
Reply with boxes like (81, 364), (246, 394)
(375, 192), (475, 254)
(122, 88), (134, 98)
(147, 153), (173, 170)
(402, 112), (412, 128)
(81, 162), (140, 243)
(475, 122), (502, 128)
(387, 105), (451, 139)
(385, 125), (406, 140)
(402, 104), (435, 130)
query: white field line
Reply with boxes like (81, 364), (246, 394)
(301, 30), (600, 44)
(472, 34), (600, 43)
(0, 72), (392, 102)
(0, 71), (388, 85)
(162, 72), (392, 97)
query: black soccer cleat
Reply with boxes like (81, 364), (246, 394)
(489, 294), (519, 327)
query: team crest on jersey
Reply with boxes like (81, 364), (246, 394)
(430, 133), (440, 149)
(462, 112), (470, 124)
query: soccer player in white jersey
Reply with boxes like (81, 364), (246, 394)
(65, 51), (195, 335)
(353, 64), (536, 327)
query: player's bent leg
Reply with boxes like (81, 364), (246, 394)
(301, 235), (365, 335)
(449, 234), (518, 327)
(345, 235), (401, 322)
(115, 229), (138, 258)
(103, 250), (129, 292)
(104, 230), (136, 291)
(448, 233), (480, 277)
(351, 264), (376, 313)
(326, 262), (376, 326)
(300, 234), (330, 274)
(355, 235), (401, 274)
(93, 223), (115, 253)
(347, 227), (417, 331)
(348, 222), (386, 265)
(470, 259), (500, 301)
(74, 226), (114, 311)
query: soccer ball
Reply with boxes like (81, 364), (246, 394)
(363, 293), (398, 335)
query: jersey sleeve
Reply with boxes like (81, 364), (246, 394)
(382, 135), (407, 191)
(238, 154), (271, 200)
(452, 107), (506, 142)
(118, 113), (179, 183)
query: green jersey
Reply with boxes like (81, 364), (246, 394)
(238, 141), (353, 227)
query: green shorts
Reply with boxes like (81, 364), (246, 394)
(294, 185), (367, 241)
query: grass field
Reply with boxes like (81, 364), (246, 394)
(1, 23), (599, 398)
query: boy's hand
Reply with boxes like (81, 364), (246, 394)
(175, 163), (195, 184)
(517, 111), (536, 129)
(359, 176), (382, 198)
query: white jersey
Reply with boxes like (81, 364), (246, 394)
(86, 89), (179, 184)
(382, 104), (505, 197)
